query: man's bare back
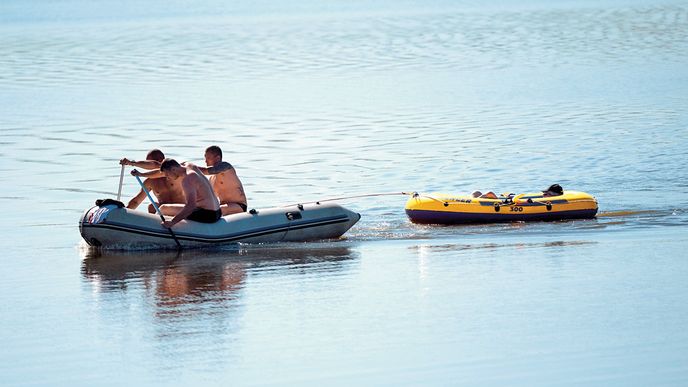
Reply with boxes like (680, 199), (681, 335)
(159, 161), (221, 227)
(208, 162), (247, 208)
(182, 165), (220, 211)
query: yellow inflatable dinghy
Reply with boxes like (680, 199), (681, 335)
(406, 190), (598, 224)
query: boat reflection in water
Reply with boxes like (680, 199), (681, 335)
(80, 244), (358, 326)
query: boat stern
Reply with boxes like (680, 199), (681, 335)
(281, 202), (361, 242)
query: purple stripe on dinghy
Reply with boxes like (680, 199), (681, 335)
(477, 199), (569, 206)
(406, 208), (598, 224)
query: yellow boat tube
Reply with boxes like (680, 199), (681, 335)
(405, 190), (598, 224)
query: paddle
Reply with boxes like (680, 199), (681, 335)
(134, 174), (182, 249)
(116, 164), (125, 201)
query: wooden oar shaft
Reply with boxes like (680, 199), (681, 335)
(116, 164), (125, 201)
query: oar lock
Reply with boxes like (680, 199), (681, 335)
(493, 198), (514, 212)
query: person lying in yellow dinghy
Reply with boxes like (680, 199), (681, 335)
(472, 184), (564, 199)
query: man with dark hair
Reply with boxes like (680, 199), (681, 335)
(542, 184), (564, 197)
(158, 159), (221, 227)
(205, 145), (222, 159)
(193, 145), (248, 215)
(120, 149), (165, 170)
(120, 149), (185, 213)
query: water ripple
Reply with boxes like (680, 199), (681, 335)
(1, 5), (686, 87)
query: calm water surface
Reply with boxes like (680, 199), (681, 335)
(1, 0), (687, 385)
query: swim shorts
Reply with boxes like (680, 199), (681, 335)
(187, 208), (222, 223)
(222, 202), (248, 212)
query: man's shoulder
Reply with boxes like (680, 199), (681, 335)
(209, 161), (234, 174)
(182, 172), (198, 183)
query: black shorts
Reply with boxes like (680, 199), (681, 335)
(222, 202), (248, 212)
(188, 208), (222, 223)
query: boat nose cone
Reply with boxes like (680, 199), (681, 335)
(343, 208), (362, 229)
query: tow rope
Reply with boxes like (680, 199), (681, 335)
(286, 191), (415, 207)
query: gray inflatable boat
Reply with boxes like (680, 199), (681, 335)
(79, 202), (360, 249)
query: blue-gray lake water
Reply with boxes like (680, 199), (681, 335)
(1, 0), (687, 385)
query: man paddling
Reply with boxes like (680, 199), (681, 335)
(193, 145), (248, 215)
(157, 158), (221, 227)
(120, 149), (185, 213)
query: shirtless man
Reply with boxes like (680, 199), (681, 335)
(120, 149), (185, 213)
(157, 159), (221, 227)
(193, 145), (248, 215)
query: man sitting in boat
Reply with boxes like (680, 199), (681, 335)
(157, 158), (222, 227)
(192, 145), (248, 216)
(120, 149), (185, 213)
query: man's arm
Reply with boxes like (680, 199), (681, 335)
(131, 169), (164, 178)
(120, 158), (161, 170)
(196, 161), (233, 175)
(126, 188), (147, 209)
(183, 162), (209, 175)
(126, 179), (156, 209)
(162, 177), (196, 228)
